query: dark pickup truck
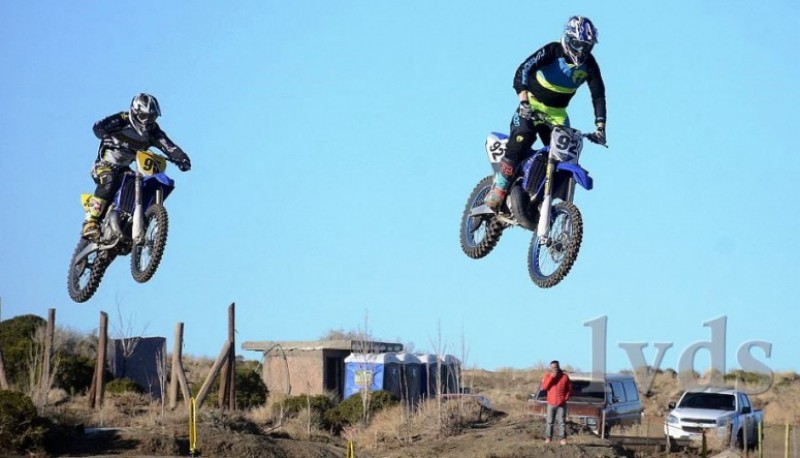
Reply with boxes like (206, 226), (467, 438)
(527, 372), (643, 437)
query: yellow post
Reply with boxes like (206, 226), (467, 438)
(346, 439), (356, 458)
(785, 423), (790, 458)
(758, 421), (762, 458)
(189, 397), (198, 457)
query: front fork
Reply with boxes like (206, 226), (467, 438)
(131, 173), (165, 245)
(132, 174), (163, 245)
(535, 155), (575, 244)
(132, 174), (144, 244)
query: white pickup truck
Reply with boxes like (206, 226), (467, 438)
(665, 388), (763, 449)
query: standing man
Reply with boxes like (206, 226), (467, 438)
(541, 360), (573, 444)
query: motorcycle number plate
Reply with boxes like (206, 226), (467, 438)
(136, 150), (168, 176)
(485, 134), (508, 164)
(549, 127), (582, 164)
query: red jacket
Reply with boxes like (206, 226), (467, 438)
(541, 372), (572, 407)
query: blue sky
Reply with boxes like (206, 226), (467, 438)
(1, 1), (798, 376)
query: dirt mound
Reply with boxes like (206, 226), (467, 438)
(45, 424), (346, 458)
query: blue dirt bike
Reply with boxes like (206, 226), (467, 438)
(459, 118), (606, 288)
(67, 151), (175, 302)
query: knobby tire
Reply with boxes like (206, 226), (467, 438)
(460, 176), (505, 259)
(131, 204), (169, 283)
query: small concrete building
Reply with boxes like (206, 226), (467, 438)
(242, 339), (403, 400)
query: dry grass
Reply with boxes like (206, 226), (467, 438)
(462, 366), (545, 419)
(344, 395), (490, 452)
(18, 351), (800, 458)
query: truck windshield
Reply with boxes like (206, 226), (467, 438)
(678, 393), (736, 411)
(539, 380), (605, 403)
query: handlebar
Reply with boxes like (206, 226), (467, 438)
(529, 112), (608, 148)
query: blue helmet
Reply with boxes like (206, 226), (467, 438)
(561, 16), (598, 66)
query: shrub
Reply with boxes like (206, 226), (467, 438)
(189, 359), (268, 409)
(54, 354), (95, 395)
(0, 314), (46, 387)
(324, 390), (398, 432)
(235, 365), (268, 409)
(724, 369), (770, 385)
(274, 394), (335, 418)
(105, 377), (144, 394)
(0, 390), (49, 453)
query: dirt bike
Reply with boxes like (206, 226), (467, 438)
(459, 117), (606, 288)
(67, 150), (175, 303)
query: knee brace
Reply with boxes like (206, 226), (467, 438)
(93, 168), (119, 201)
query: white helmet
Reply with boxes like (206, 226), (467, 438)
(129, 93), (161, 134)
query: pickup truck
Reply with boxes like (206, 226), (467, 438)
(665, 388), (764, 449)
(528, 372), (643, 437)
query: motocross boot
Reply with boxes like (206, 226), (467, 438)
(82, 196), (106, 239)
(484, 159), (514, 212)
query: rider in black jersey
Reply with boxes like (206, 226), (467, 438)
(485, 16), (607, 211)
(82, 93), (192, 238)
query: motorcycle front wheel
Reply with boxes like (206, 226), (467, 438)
(131, 204), (169, 283)
(459, 176), (505, 259)
(527, 201), (583, 288)
(67, 237), (113, 303)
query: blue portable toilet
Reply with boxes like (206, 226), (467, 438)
(418, 353), (461, 398)
(395, 352), (422, 405)
(418, 353), (441, 398)
(344, 353), (401, 400)
(443, 354), (462, 394)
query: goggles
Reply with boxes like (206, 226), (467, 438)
(568, 37), (593, 52)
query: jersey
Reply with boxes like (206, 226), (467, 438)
(513, 42), (606, 124)
(93, 112), (189, 168)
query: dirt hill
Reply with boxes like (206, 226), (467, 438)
(8, 368), (800, 457)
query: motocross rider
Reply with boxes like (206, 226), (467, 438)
(82, 93), (192, 239)
(484, 16), (607, 211)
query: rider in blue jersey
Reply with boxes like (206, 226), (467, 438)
(485, 16), (607, 211)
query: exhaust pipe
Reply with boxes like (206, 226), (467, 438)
(509, 185), (539, 232)
(107, 211), (123, 237)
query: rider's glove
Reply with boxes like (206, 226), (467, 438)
(588, 122), (606, 145)
(176, 158), (192, 172)
(517, 101), (533, 120)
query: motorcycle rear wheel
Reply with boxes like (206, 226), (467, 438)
(67, 237), (112, 303)
(527, 201), (583, 288)
(131, 204), (169, 283)
(459, 176), (505, 259)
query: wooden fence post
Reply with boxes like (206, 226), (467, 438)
(0, 298), (10, 390)
(176, 357), (191, 409)
(195, 340), (231, 408)
(218, 303), (236, 410)
(228, 303), (235, 410)
(93, 311), (108, 409)
(169, 322), (184, 410)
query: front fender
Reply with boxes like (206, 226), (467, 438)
(142, 172), (175, 204)
(556, 162), (593, 190)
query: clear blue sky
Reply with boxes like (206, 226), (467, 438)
(1, 1), (798, 376)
